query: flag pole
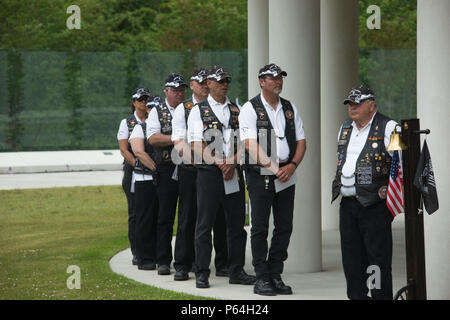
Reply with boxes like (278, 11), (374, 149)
(401, 118), (427, 300)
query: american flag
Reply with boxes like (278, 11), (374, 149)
(387, 150), (404, 217)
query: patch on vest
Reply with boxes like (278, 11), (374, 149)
(229, 105), (239, 113)
(257, 111), (265, 120)
(357, 164), (372, 185)
(340, 129), (350, 139)
(285, 110), (294, 120)
(339, 129), (350, 145)
(185, 102), (194, 110)
(257, 120), (269, 127)
(378, 186), (388, 199)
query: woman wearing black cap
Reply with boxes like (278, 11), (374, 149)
(117, 87), (151, 265)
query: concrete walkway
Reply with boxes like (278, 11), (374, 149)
(109, 225), (406, 300)
(1, 150), (408, 299)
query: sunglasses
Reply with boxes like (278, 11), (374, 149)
(136, 96), (149, 102)
(215, 78), (231, 85)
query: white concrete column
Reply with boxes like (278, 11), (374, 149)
(417, 0), (450, 299)
(320, 0), (359, 231)
(247, 0), (269, 99)
(269, 0), (321, 273)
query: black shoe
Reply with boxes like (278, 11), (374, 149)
(229, 270), (256, 285)
(271, 278), (293, 295)
(196, 274), (210, 288)
(254, 279), (277, 296)
(174, 270), (189, 281)
(157, 264), (171, 275)
(138, 262), (156, 270)
(215, 268), (229, 277)
(132, 255), (138, 266)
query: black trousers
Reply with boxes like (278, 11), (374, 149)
(122, 165), (136, 256)
(134, 180), (159, 264)
(339, 197), (394, 300)
(213, 208), (228, 271)
(246, 170), (295, 280)
(155, 164), (179, 266)
(195, 166), (247, 277)
(174, 165), (228, 272)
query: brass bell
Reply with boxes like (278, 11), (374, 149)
(387, 124), (407, 151)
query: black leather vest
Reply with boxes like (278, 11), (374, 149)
(331, 112), (392, 207)
(198, 99), (240, 163)
(153, 102), (174, 165)
(123, 114), (139, 171)
(182, 98), (196, 125)
(125, 114), (138, 152)
(133, 122), (155, 175)
(180, 98), (197, 169)
(243, 94), (297, 169)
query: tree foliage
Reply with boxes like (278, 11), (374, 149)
(359, 0), (416, 49)
(0, 0), (247, 51)
(0, 0), (419, 151)
(154, 0), (247, 51)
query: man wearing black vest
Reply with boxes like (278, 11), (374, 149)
(117, 87), (152, 266)
(332, 85), (397, 300)
(147, 74), (186, 275)
(187, 66), (256, 288)
(239, 63), (306, 296)
(171, 68), (228, 281)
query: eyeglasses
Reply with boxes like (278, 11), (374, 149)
(214, 78), (231, 85)
(136, 96), (148, 102)
(170, 87), (186, 93)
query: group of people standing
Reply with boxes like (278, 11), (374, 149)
(117, 63), (305, 296)
(118, 62), (397, 300)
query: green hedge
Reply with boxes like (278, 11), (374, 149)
(0, 48), (415, 151)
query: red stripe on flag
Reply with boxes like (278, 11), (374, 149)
(387, 158), (404, 217)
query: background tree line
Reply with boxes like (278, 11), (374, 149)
(0, 0), (417, 151)
(0, 0), (247, 51)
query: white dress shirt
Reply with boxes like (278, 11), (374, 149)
(117, 111), (145, 141)
(172, 95), (199, 142)
(187, 94), (236, 158)
(238, 93), (306, 162)
(339, 112), (397, 196)
(146, 98), (177, 139)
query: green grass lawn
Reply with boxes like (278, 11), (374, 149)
(0, 185), (208, 300)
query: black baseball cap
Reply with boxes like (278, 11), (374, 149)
(258, 63), (287, 78)
(132, 87), (150, 100)
(146, 95), (161, 108)
(343, 85), (375, 105)
(165, 73), (187, 88)
(190, 68), (209, 83)
(207, 66), (231, 82)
